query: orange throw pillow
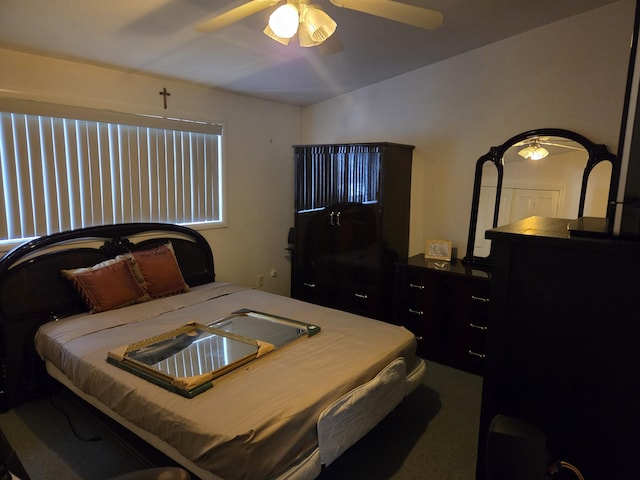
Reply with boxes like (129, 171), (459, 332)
(130, 242), (190, 298)
(63, 258), (150, 313)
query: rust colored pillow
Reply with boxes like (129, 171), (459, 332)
(130, 242), (190, 298)
(62, 258), (150, 313)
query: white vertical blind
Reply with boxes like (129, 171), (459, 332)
(0, 111), (223, 243)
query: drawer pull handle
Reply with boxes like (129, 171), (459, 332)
(354, 293), (368, 299)
(303, 282), (316, 288)
(408, 308), (424, 315)
(409, 283), (425, 289)
(415, 336), (424, 341)
(469, 323), (488, 331)
(471, 295), (489, 303)
(468, 350), (486, 359)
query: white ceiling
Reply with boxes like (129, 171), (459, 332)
(0, 0), (621, 106)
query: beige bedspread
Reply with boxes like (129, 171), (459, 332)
(35, 282), (418, 480)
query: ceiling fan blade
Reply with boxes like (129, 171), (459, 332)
(541, 142), (584, 151)
(329, 0), (443, 30)
(514, 138), (584, 151)
(195, 0), (281, 33)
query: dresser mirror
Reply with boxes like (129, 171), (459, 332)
(463, 128), (619, 266)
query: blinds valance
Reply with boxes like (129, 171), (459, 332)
(0, 98), (223, 135)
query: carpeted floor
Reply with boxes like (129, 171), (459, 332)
(0, 361), (482, 480)
(0, 389), (153, 479)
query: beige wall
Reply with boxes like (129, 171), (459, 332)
(0, 0), (635, 295)
(301, 0), (636, 258)
(0, 48), (302, 295)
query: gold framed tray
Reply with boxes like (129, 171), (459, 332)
(107, 308), (320, 398)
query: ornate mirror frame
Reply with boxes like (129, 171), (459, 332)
(462, 128), (619, 267)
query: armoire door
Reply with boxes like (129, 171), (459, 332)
(326, 203), (381, 317)
(295, 202), (381, 313)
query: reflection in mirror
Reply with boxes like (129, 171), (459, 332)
(464, 129), (618, 266)
(583, 161), (613, 217)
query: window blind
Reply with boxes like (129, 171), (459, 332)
(0, 105), (223, 243)
(295, 144), (381, 212)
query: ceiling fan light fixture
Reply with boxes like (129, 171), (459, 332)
(263, 24), (291, 45)
(298, 23), (321, 47)
(268, 3), (300, 39)
(518, 144), (549, 160)
(303, 6), (337, 43)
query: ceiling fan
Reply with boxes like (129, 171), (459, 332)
(194, 0), (444, 49)
(514, 137), (584, 161)
(515, 137), (584, 150)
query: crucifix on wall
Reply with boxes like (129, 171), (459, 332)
(159, 87), (171, 109)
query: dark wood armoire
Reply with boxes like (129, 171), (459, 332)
(291, 142), (413, 321)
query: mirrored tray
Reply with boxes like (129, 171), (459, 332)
(107, 308), (320, 397)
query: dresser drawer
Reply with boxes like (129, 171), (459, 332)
(394, 256), (491, 375)
(404, 269), (438, 307)
(336, 282), (382, 319)
(453, 280), (489, 374)
(466, 320), (488, 373)
(293, 273), (332, 307)
(399, 267), (446, 361)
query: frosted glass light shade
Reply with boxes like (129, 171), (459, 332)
(268, 3), (299, 39)
(304, 7), (336, 43)
(264, 24), (291, 45)
(298, 24), (319, 47)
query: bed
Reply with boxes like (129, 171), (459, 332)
(0, 223), (426, 480)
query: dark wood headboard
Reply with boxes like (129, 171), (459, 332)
(0, 222), (215, 410)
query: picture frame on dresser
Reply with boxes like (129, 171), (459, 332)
(425, 239), (452, 261)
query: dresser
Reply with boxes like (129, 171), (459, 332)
(394, 254), (490, 375)
(291, 143), (413, 321)
(476, 216), (640, 479)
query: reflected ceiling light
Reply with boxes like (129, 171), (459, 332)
(518, 142), (549, 160)
(264, 1), (337, 47)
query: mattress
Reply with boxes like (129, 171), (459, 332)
(35, 282), (421, 480)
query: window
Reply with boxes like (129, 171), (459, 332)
(0, 100), (223, 244)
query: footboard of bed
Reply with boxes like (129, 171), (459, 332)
(317, 357), (425, 468)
